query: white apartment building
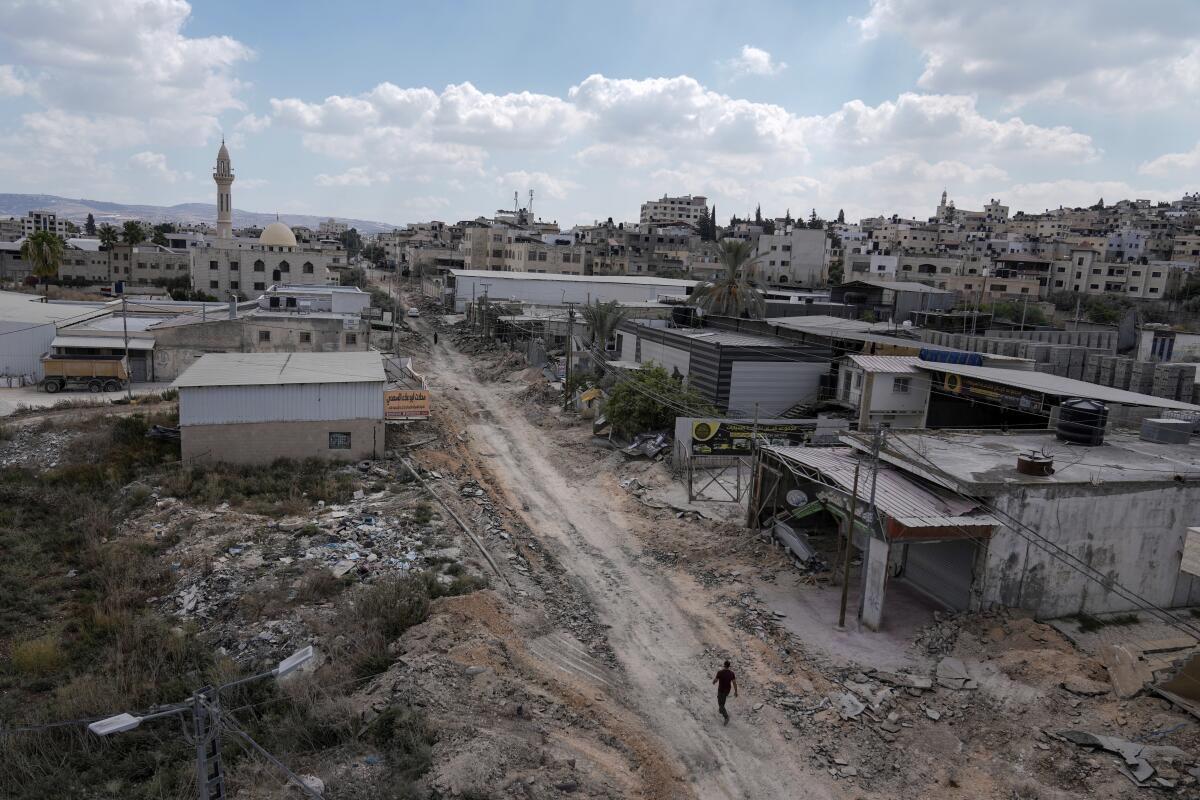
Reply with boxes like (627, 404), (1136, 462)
(639, 194), (707, 226)
(753, 228), (829, 287)
(1050, 249), (1181, 299)
(318, 218), (348, 239)
(22, 210), (68, 238)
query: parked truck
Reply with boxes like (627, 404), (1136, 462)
(40, 355), (129, 394)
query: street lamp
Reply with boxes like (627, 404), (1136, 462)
(84, 645), (320, 799)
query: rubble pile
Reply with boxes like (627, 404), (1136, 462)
(0, 423), (80, 468)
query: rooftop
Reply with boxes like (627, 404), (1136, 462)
(173, 352), (385, 389)
(0, 291), (109, 325)
(839, 279), (953, 294)
(872, 429), (1200, 490)
(847, 355), (924, 374)
(451, 269), (696, 287)
(916, 360), (1200, 411)
(630, 321), (796, 348)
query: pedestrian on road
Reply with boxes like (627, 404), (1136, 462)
(713, 660), (737, 725)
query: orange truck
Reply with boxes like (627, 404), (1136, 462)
(40, 355), (130, 394)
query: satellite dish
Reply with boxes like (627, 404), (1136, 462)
(786, 489), (809, 507)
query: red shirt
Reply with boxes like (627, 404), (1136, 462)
(715, 669), (735, 693)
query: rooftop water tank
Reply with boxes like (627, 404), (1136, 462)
(1056, 398), (1107, 446)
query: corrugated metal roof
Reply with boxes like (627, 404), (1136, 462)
(847, 355), (923, 374)
(173, 352), (385, 388)
(451, 269), (696, 287)
(841, 279), (952, 294)
(764, 445), (995, 529)
(0, 291), (109, 324)
(52, 335), (154, 351)
(916, 361), (1200, 411)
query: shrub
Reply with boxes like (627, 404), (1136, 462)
(11, 637), (66, 676)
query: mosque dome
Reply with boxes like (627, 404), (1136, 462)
(259, 221), (297, 248)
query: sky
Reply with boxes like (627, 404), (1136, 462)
(2, 0), (1200, 228)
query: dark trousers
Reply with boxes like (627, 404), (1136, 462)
(717, 690), (730, 718)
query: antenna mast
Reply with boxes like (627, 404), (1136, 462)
(529, 189), (534, 220)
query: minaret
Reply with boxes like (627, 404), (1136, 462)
(214, 138), (234, 238)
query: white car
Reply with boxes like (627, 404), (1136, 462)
(406, 307), (421, 318)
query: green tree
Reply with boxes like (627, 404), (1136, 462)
(687, 239), (765, 318)
(21, 231), (64, 289)
(64, 220), (79, 236)
(807, 209), (823, 229)
(754, 204), (763, 225)
(698, 206), (712, 242)
(97, 223), (118, 250)
(991, 300), (1048, 327)
(711, 203), (718, 239)
(84, 213), (96, 236)
(340, 228), (363, 259)
(605, 364), (717, 437)
(837, 209), (845, 224)
(121, 220), (146, 245)
(340, 267), (368, 289)
(580, 299), (631, 354)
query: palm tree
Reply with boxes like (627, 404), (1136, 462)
(97, 223), (118, 250)
(580, 299), (631, 356)
(688, 239), (765, 318)
(121, 220), (146, 246)
(20, 231), (64, 291)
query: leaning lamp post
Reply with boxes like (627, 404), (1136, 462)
(88, 645), (319, 800)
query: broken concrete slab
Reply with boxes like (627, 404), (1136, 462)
(1101, 643), (1152, 699)
(831, 692), (866, 720)
(935, 657), (972, 689)
(1061, 676), (1110, 696)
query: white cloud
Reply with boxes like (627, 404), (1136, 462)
(0, 65), (26, 97)
(405, 195), (451, 209)
(238, 178), (268, 189)
(314, 166), (390, 187)
(813, 93), (1098, 161)
(1140, 142), (1200, 176)
(723, 45), (787, 78)
(236, 113), (271, 134)
(128, 150), (178, 182)
(853, 0), (1200, 109)
(497, 171), (579, 201)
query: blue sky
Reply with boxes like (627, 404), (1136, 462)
(2, 0), (1199, 227)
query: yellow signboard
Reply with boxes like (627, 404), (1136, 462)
(385, 388), (431, 420)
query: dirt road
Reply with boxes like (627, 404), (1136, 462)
(417, 321), (833, 799)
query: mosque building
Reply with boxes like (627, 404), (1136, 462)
(189, 141), (344, 296)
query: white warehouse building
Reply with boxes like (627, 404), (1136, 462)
(447, 270), (697, 312)
(173, 351), (386, 465)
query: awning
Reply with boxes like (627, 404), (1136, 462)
(763, 445), (997, 540)
(52, 335), (154, 351)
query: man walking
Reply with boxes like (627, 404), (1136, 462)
(713, 660), (737, 725)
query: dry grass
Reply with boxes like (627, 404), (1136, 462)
(10, 637), (66, 676)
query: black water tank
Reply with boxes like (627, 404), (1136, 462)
(1056, 398), (1107, 446)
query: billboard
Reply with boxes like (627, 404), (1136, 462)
(939, 372), (1045, 414)
(385, 388), (431, 420)
(690, 419), (811, 455)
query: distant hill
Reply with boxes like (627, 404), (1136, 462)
(0, 194), (400, 235)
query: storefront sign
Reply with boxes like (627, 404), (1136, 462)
(940, 372), (1045, 414)
(690, 420), (810, 455)
(385, 388), (431, 420)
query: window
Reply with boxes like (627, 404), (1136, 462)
(1152, 271), (1162, 278)
(329, 432), (352, 449)
(230, 261), (238, 270)
(259, 330), (271, 342)
(279, 260), (290, 273)
(209, 260), (218, 270)
(893, 377), (911, 394)
(254, 282), (265, 290)
(254, 260), (265, 272)
(303, 262), (313, 274)
(299, 332), (312, 343)
(230, 280), (239, 289)
(209, 280), (218, 289)
(345, 333), (357, 346)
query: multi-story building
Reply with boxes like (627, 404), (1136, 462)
(1049, 249), (1183, 300)
(639, 194), (707, 227)
(0, 217), (23, 242)
(753, 227), (829, 287)
(318, 218), (348, 239)
(21, 210), (68, 238)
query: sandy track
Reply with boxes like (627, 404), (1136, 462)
(422, 330), (833, 800)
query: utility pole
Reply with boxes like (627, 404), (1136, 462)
(563, 302), (577, 411)
(85, 647), (317, 800)
(1019, 291), (1029, 330)
(470, 283), (477, 336)
(1073, 294), (1081, 329)
(121, 295), (132, 400)
(479, 282), (491, 340)
(837, 458), (862, 628)
(390, 264), (398, 354)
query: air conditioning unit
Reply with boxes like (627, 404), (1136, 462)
(1140, 418), (1192, 445)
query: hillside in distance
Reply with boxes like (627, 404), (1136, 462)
(0, 194), (399, 235)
